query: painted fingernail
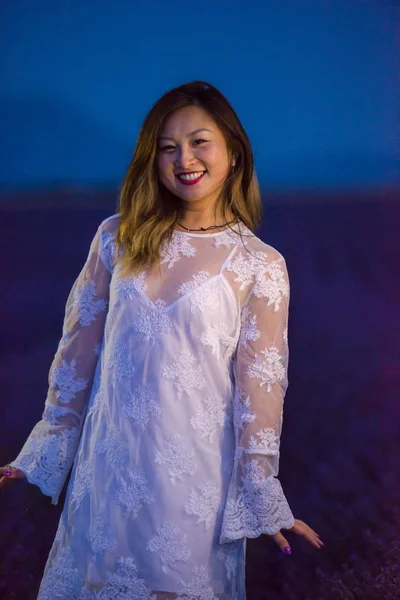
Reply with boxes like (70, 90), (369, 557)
(4, 471), (12, 476)
(283, 546), (291, 555)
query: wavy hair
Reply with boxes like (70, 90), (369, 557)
(116, 80), (262, 276)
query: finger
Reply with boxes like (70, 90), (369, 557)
(271, 532), (292, 555)
(304, 525), (324, 547)
(292, 519), (319, 536)
(295, 522), (324, 547)
(292, 523), (323, 549)
(302, 529), (324, 549)
(0, 467), (24, 480)
(0, 466), (15, 476)
(306, 525), (321, 538)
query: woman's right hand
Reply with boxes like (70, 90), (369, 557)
(0, 465), (26, 489)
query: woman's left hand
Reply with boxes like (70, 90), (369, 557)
(269, 519), (324, 554)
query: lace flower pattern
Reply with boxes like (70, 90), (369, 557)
(86, 515), (117, 555)
(105, 338), (136, 384)
(178, 271), (220, 313)
(120, 384), (163, 431)
(37, 547), (82, 599)
(161, 234), (196, 268)
(248, 428), (280, 456)
(246, 346), (285, 392)
(38, 549), (159, 599)
(95, 425), (129, 468)
(87, 385), (106, 419)
(253, 258), (289, 311)
(70, 460), (93, 509)
(216, 541), (241, 582)
(100, 230), (117, 273)
(177, 566), (218, 600)
(155, 434), (197, 485)
(146, 522), (191, 572)
(98, 556), (157, 599)
(162, 351), (206, 400)
(233, 390), (256, 431)
(184, 481), (222, 530)
(238, 307), (260, 349)
(190, 395), (231, 442)
(73, 280), (108, 326)
(9, 423), (80, 502)
(213, 229), (241, 248)
(221, 462), (294, 539)
(114, 268), (148, 299)
(50, 359), (88, 404)
(132, 299), (173, 345)
(42, 403), (76, 426)
(226, 250), (269, 291)
(114, 470), (155, 518)
(200, 323), (237, 360)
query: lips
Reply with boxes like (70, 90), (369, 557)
(175, 171), (206, 186)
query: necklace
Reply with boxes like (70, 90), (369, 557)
(177, 218), (237, 232)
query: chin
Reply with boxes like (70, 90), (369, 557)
(174, 186), (207, 199)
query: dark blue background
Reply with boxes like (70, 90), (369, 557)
(0, 0), (398, 192)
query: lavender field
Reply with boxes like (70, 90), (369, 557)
(0, 190), (399, 599)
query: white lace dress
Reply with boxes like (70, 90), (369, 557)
(10, 215), (295, 600)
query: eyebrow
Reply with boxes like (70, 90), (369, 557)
(158, 128), (213, 141)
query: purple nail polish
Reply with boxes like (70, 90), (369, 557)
(283, 546), (291, 555)
(4, 471), (12, 477)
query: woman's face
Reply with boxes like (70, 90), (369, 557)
(156, 105), (233, 210)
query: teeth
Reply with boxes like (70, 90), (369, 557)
(178, 172), (205, 181)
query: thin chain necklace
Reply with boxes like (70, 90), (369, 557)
(177, 217), (238, 233)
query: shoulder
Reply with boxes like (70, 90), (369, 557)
(97, 214), (120, 250)
(239, 230), (290, 309)
(95, 215), (120, 272)
(237, 224), (286, 265)
(97, 213), (120, 236)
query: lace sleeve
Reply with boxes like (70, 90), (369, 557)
(220, 253), (295, 543)
(9, 219), (115, 504)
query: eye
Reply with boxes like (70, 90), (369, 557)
(157, 139), (208, 153)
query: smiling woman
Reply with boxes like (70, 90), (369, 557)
(2, 81), (323, 600)
(116, 80), (262, 277)
(157, 107), (233, 217)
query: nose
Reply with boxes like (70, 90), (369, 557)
(174, 144), (197, 169)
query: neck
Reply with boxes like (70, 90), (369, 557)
(177, 218), (237, 233)
(178, 207), (236, 232)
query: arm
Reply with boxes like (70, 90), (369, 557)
(9, 219), (115, 504)
(220, 253), (295, 542)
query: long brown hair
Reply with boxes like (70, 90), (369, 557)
(116, 80), (262, 276)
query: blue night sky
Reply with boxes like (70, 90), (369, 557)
(0, 0), (398, 191)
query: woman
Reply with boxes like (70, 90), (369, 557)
(1, 81), (323, 599)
